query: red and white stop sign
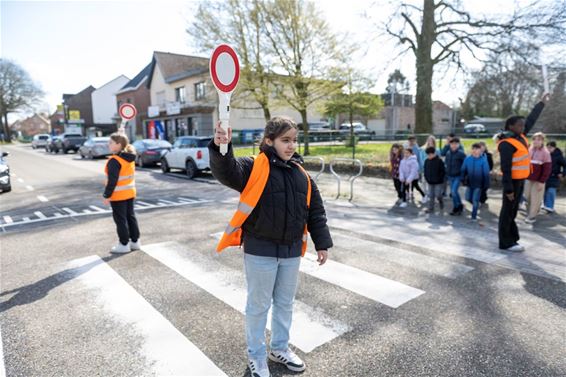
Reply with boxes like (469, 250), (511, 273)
(119, 103), (137, 120)
(210, 44), (240, 93)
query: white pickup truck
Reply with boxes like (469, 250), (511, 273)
(160, 136), (212, 179)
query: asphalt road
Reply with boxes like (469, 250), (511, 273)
(1, 143), (565, 377)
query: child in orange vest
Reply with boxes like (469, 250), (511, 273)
(209, 116), (332, 377)
(103, 133), (140, 254)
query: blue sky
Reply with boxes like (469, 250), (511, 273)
(1, 0), (548, 121)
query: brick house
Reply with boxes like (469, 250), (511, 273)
(62, 85), (96, 134)
(11, 114), (50, 138)
(115, 63), (152, 140)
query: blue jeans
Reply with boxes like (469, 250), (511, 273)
(466, 187), (482, 219)
(448, 176), (462, 209)
(544, 187), (556, 210)
(244, 253), (300, 360)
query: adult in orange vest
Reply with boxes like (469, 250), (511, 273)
(209, 116), (332, 377)
(495, 93), (549, 252)
(102, 133), (140, 254)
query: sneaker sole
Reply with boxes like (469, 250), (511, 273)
(110, 249), (132, 254)
(268, 353), (306, 372)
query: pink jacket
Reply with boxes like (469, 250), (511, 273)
(528, 146), (552, 183)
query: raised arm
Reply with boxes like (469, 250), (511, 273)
(524, 93), (550, 136)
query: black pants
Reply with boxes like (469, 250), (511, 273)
(111, 198), (140, 245)
(498, 180), (524, 249)
(393, 178), (403, 199)
(401, 179), (425, 201)
(480, 188), (488, 203)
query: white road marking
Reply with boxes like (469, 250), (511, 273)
(135, 200), (154, 207)
(89, 205), (107, 213)
(67, 255), (226, 376)
(330, 233), (474, 279)
(53, 213), (63, 218)
(83, 209), (92, 214)
(37, 195), (49, 202)
(300, 253), (425, 309)
(63, 207), (78, 215)
(25, 185), (34, 191)
(143, 242), (349, 353)
(158, 199), (177, 205)
(34, 211), (47, 219)
(2, 216), (13, 224)
(178, 197), (198, 203)
(212, 231), (425, 307)
(22, 217), (30, 222)
(17, 178), (24, 183)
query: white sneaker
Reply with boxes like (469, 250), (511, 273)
(525, 217), (536, 224)
(129, 240), (141, 251)
(248, 358), (270, 377)
(399, 202), (408, 208)
(505, 244), (525, 252)
(542, 206), (555, 213)
(269, 348), (306, 372)
(110, 243), (131, 254)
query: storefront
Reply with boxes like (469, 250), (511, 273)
(143, 105), (214, 142)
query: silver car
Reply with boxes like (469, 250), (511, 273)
(79, 137), (111, 159)
(31, 134), (50, 149)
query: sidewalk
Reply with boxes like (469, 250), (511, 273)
(313, 173), (566, 282)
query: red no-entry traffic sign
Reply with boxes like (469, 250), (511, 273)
(210, 44), (240, 93)
(119, 103), (137, 120)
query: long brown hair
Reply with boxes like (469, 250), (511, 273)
(110, 133), (136, 154)
(260, 116), (298, 150)
(390, 143), (403, 159)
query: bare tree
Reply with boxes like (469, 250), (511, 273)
(381, 0), (566, 134)
(260, 0), (349, 155)
(539, 71), (566, 133)
(187, 0), (274, 121)
(0, 59), (44, 141)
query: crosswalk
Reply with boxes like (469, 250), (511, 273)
(53, 229), (485, 376)
(0, 196), (210, 229)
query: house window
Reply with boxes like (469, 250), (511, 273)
(175, 86), (186, 104)
(195, 82), (205, 100)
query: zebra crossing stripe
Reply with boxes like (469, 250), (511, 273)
(158, 199), (177, 205)
(143, 242), (349, 353)
(2, 216), (13, 225)
(300, 253), (425, 309)
(178, 197), (198, 203)
(135, 201), (154, 207)
(34, 211), (47, 219)
(89, 205), (107, 213)
(63, 208), (78, 215)
(329, 233), (474, 279)
(210, 232), (424, 308)
(66, 255), (227, 377)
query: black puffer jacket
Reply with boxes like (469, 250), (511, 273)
(209, 141), (333, 256)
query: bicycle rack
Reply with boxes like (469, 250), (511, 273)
(329, 158), (363, 201)
(302, 156), (325, 182)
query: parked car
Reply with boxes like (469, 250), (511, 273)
(339, 122), (369, 134)
(132, 139), (172, 167)
(45, 136), (61, 153)
(464, 124), (487, 133)
(161, 136), (212, 179)
(31, 134), (50, 149)
(49, 133), (87, 154)
(79, 137), (111, 159)
(298, 122), (331, 132)
(0, 151), (11, 193)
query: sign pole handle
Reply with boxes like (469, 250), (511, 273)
(218, 92), (231, 156)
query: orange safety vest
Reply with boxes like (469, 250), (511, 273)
(497, 134), (531, 180)
(105, 155), (136, 201)
(216, 153), (312, 256)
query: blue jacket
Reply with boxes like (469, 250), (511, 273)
(461, 155), (490, 189)
(445, 149), (466, 177)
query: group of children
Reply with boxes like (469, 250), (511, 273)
(390, 133), (565, 222)
(391, 134), (493, 221)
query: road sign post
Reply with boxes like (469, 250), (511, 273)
(210, 44), (240, 156)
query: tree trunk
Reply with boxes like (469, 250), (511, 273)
(350, 107), (355, 160)
(262, 105), (271, 122)
(414, 0), (435, 136)
(300, 109), (309, 156)
(3, 112), (11, 142)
